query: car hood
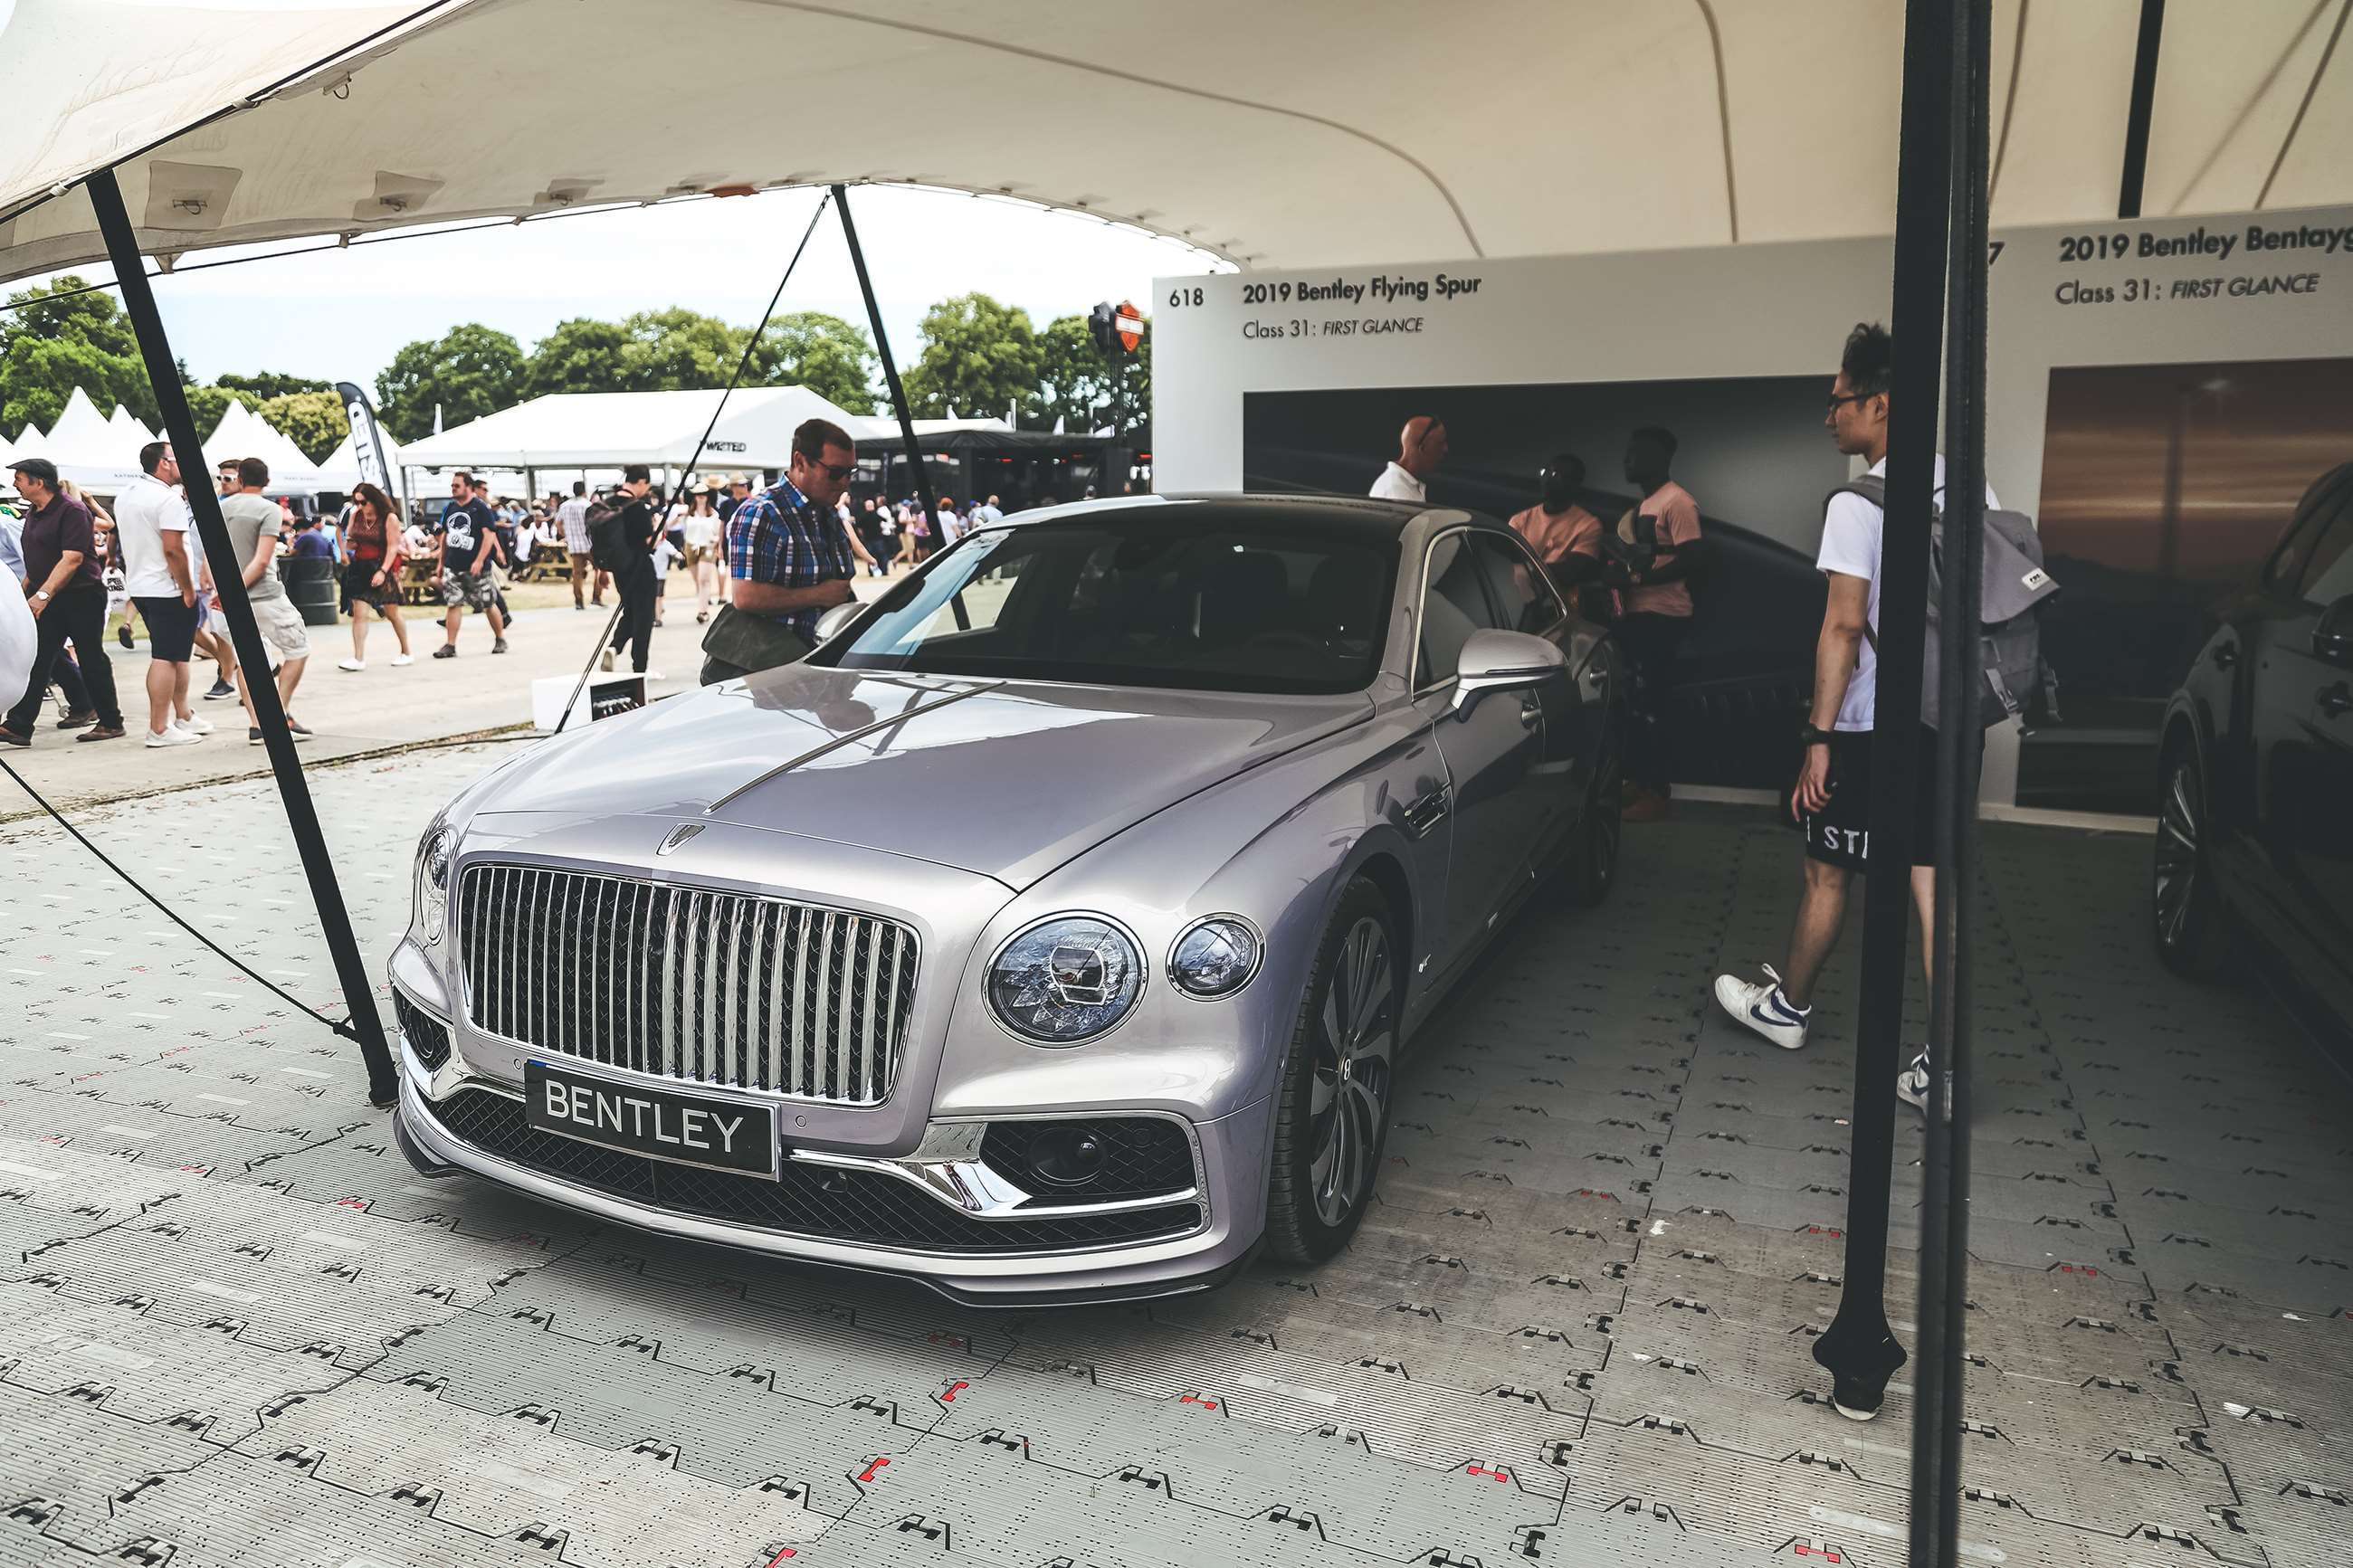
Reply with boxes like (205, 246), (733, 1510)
(472, 665), (1371, 889)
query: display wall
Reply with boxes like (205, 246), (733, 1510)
(1156, 204), (2353, 814)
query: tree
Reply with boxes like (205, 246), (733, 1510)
(746, 311), (877, 413)
(0, 275), (157, 434)
(216, 370), (331, 401)
(900, 293), (1041, 420)
(260, 389), (349, 464)
(1033, 313), (1149, 438)
(375, 323), (525, 442)
(619, 308), (738, 391)
(522, 317), (634, 399)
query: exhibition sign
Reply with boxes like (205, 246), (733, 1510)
(1157, 204), (2353, 815)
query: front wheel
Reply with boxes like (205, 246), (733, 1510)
(2153, 745), (2233, 978)
(1264, 879), (1399, 1263)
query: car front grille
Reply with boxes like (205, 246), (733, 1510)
(419, 1088), (1203, 1254)
(458, 863), (918, 1106)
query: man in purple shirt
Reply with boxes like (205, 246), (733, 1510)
(3, 457), (124, 745)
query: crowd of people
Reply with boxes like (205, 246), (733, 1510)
(2, 449), (326, 748)
(0, 424), (1033, 746)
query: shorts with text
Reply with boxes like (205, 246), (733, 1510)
(1797, 727), (1940, 871)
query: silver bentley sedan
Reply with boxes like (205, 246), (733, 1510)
(388, 495), (1624, 1303)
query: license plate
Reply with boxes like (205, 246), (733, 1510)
(524, 1060), (777, 1177)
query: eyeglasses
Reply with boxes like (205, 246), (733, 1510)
(1826, 391), (1876, 412)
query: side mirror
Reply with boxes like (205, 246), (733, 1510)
(1453, 629), (1565, 717)
(2315, 595), (2353, 667)
(813, 600), (863, 644)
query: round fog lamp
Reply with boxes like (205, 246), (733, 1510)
(1026, 1125), (1109, 1188)
(1167, 916), (1262, 999)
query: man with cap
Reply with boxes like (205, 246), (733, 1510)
(2, 457), (126, 745)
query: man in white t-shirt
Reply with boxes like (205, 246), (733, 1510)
(1713, 323), (1996, 1107)
(113, 441), (213, 746)
(1369, 415), (1446, 502)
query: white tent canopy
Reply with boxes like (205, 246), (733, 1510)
(2, 0), (2348, 285)
(25, 386), (144, 493)
(205, 399), (325, 491)
(397, 386), (867, 471)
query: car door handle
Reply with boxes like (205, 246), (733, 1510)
(2322, 682), (2352, 718)
(2211, 644), (2237, 670)
(1519, 695), (1542, 728)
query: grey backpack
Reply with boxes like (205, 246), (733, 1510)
(1836, 477), (2059, 730)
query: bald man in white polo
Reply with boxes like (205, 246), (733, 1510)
(1370, 415), (1447, 502)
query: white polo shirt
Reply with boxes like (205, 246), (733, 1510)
(1369, 461), (1426, 502)
(110, 471), (192, 599)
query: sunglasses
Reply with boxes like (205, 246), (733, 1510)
(814, 460), (856, 482)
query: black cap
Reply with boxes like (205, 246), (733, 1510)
(6, 456), (58, 487)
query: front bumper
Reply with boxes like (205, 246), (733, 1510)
(389, 995), (1272, 1306)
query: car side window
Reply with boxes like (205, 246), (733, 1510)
(1416, 531), (1502, 688)
(2295, 503), (2353, 607)
(1468, 532), (1566, 634)
(2264, 472), (2350, 598)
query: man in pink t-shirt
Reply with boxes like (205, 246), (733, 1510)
(1604, 427), (1713, 819)
(1507, 452), (1604, 604)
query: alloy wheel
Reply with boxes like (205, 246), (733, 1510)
(2153, 758), (2201, 952)
(1309, 915), (1395, 1228)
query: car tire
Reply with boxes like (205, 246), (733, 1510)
(1263, 878), (1400, 1264)
(2153, 741), (2234, 979)
(1563, 718), (1624, 907)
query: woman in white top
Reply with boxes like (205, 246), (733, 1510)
(679, 490), (723, 623)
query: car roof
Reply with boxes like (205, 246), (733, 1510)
(987, 492), (1498, 539)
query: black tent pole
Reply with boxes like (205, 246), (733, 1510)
(1811, 0), (1956, 1422)
(87, 168), (397, 1106)
(1919, 2), (1993, 1564)
(832, 184), (938, 544)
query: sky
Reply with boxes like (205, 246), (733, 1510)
(28, 185), (1229, 398)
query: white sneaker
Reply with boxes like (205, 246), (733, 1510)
(390, 652), (414, 667)
(144, 726), (201, 748)
(173, 713), (214, 735)
(1714, 964), (1810, 1050)
(1897, 1049), (1950, 1118)
(338, 657), (366, 672)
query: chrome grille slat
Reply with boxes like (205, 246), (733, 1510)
(457, 863), (912, 1106)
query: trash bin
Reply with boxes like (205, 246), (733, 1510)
(281, 556), (339, 628)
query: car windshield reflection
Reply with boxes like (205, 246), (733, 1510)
(811, 517), (1396, 695)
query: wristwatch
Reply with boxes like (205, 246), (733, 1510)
(33, 588), (50, 603)
(1799, 724), (1834, 747)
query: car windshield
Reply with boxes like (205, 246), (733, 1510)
(812, 515), (1396, 694)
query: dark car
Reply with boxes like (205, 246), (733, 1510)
(2155, 461), (2353, 1028)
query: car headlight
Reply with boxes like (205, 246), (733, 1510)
(987, 915), (1144, 1044)
(1167, 915), (1262, 999)
(414, 824), (452, 946)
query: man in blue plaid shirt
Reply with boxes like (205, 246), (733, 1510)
(701, 417), (861, 685)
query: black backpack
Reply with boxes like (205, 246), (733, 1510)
(585, 499), (626, 572)
(1834, 477), (2060, 729)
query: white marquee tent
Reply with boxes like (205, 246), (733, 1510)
(27, 386), (144, 493)
(205, 399), (325, 491)
(397, 386), (870, 473)
(1, 0), (2348, 284)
